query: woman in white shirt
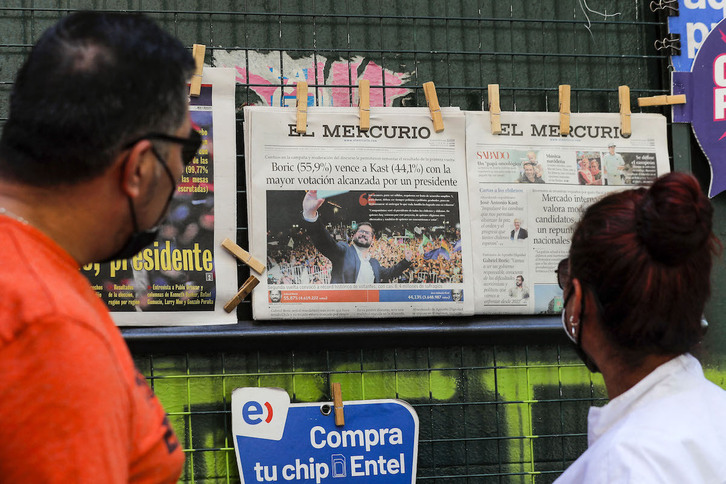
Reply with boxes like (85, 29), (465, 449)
(555, 172), (726, 483)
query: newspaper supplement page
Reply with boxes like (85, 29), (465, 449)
(466, 111), (670, 315)
(245, 106), (474, 320)
(80, 68), (239, 326)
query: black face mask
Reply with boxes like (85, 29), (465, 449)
(97, 146), (177, 264)
(96, 197), (169, 264)
(99, 230), (160, 263)
(562, 290), (601, 374)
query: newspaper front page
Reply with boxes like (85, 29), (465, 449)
(245, 106), (475, 320)
(466, 111), (670, 315)
(80, 68), (238, 326)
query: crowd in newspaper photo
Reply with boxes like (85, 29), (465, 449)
(265, 190), (464, 286)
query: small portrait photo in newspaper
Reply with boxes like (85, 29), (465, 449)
(516, 150), (546, 184)
(576, 151), (603, 186)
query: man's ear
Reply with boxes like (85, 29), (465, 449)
(119, 140), (155, 198)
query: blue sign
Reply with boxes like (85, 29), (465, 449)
(232, 388), (419, 484)
(668, 0), (726, 73)
(673, 16), (726, 196)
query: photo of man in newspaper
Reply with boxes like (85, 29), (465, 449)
(510, 218), (528, 240)
(265, 190), (464, 285)
(517, 160), (545, 183)
(508, 275), (530, 300)
(303, 190), (413, 283)
(602, 142), (625, 185)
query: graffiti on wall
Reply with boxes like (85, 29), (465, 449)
(213, 50), (413, 107)
(148, 353), (726, 482)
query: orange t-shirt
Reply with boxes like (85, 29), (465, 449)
(0, 216), (184, 483)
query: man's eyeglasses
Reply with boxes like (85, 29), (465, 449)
(124, 129), (202, 166)
(555, 258), (569, 290)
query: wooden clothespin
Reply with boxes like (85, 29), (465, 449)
(223, 275), (260, 312)
(488, 84), (502, 135)
(331, 382), (344, 426)
(189, 44), (206, 97)
(637, 94), (686, 107)
(423, 81), (444, 133)
(358, 80), (370, 132)
(619, 86), (632, 137)
(559, 85), (571, 136)
(221, 238), (265, 274)
(296, 81), (308, 134)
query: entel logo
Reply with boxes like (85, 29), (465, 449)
(243, 401), (274, 425)
(232, 387), (289, 441)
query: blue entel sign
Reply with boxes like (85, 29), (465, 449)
(232, 388), (419, 483)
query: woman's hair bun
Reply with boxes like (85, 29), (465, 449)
(635, 172), (713, 265)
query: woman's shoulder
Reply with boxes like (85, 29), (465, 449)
(605, 379), (726, 461)
(603, 420), (726, 482)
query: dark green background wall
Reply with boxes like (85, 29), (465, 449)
(2, 2), (724, 483)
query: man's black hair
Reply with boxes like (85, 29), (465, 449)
(357, 221), (374, 233)
(0, 11), (195, 186)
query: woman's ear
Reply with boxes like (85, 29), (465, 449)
(568, 278), (584, 339)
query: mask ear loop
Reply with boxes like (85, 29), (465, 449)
(561, 290), (578, 343)
(577, 292), (585, 345)
(576, 284), (602, 374)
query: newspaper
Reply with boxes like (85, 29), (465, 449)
(466, 111), (670, 315)
(245, 106), (475, 320)
(80, 68), (238, 326)
(245, 107), (670, 320)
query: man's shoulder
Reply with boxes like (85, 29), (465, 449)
(0, 225), (111, 345)
(0, 275), (111, 344)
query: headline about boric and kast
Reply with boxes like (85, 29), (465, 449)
(264, 123), (459, 191)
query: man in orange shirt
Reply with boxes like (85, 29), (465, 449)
(0, 11), (198, 482)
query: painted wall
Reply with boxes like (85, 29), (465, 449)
(135, 339), (725, 483)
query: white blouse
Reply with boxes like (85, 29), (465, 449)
(555, 353), (726, 483)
